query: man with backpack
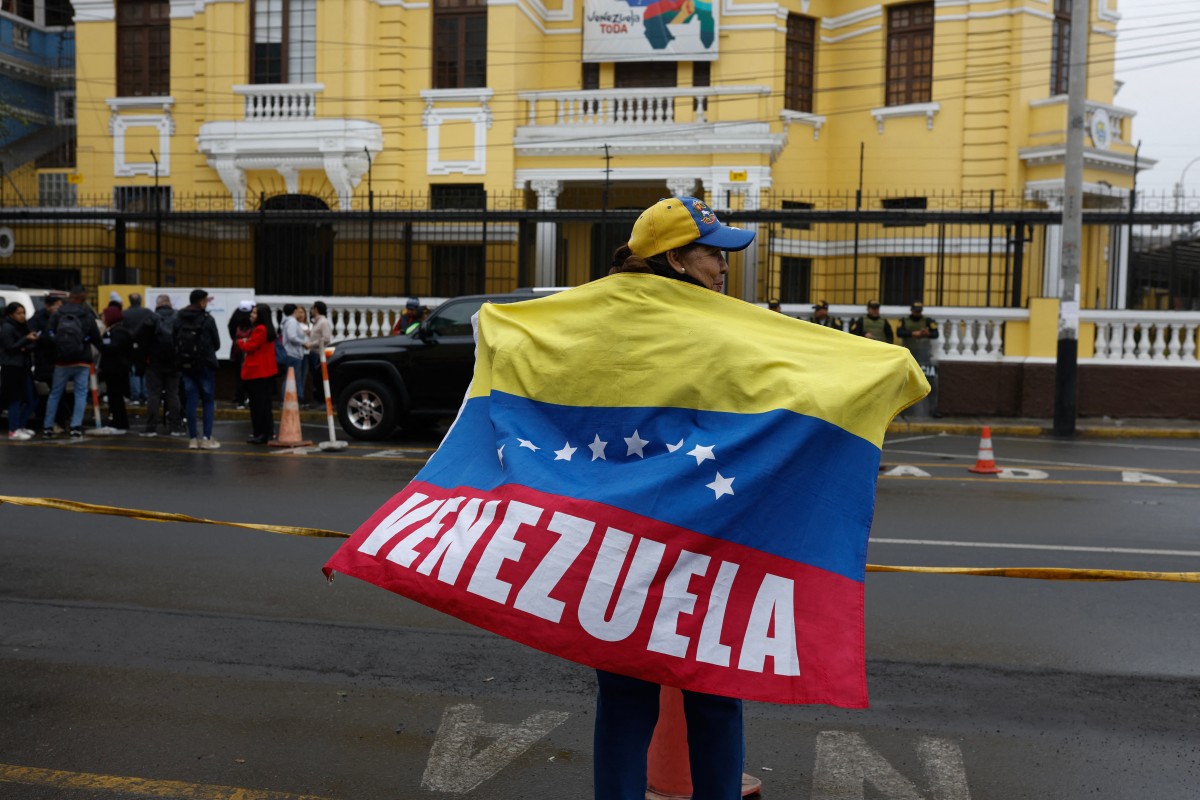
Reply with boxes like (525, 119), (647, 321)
(138, 294), (185, 437)
(175, 289), (223, 449)
(42, 286), (102, 439)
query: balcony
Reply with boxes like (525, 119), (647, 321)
(1019, 97), (1146, 190)
(197, 84), (382, 210)
(514, 86), (783, 157)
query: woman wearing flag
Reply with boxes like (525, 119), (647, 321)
(600, 196), (758, 800)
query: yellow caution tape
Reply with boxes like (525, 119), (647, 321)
(866, 564), (1200, 583)
(0, 494), (348, 539)
(2, 494), (1198, 583)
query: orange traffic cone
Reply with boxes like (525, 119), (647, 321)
(968, 426), (1002, 474)
(270, 366), (313, 448)
(646, 687), (763, 800)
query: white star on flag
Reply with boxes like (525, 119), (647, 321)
(624, 430), (649, 458)
(706, 472), (735, 499)
(518, 438), (539, 452)
(554, 442), (577, 461)
(588, 434), (608, 461)
(497, 444), (505, 466)
(687, 443), (716, 466)
(666, 439), (684, 453)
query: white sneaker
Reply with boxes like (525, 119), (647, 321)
(200, 437), (221, 450)
(18, 428), (36, 437)
(188, 438), (200, 449)
(8, 430), (32, 441)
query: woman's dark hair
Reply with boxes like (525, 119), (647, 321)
(608, 243), (706, 288)
(255, 303), (277, 342)
(3, 301), (22, 318)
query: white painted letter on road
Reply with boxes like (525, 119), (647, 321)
(884, 465), (932, 478)
(421, 704), (570, 793)
(996, 468), (1048, 481)
(812, 730), (971, 800)
(1121, 471), (1177, 485)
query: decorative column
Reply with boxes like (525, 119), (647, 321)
(1043, 197), (1063, 299)
(738, 186), (761, 302)
(531, 179), (562, 286)
(210, 156), (247, 211)
(666, 178), (699, 198)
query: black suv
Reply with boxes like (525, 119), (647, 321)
(328, 289), (558, 440)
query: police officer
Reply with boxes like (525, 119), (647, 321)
(896, 301), (940, 416)
(808, 299), (842, 329)
(849, 300), (894, 343)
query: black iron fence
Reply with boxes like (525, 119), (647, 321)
(1, 190), (1197, 310)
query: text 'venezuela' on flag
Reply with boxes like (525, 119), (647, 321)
(324, 274), (929, 707)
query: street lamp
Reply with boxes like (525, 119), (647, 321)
(1173, 156), (1200, 237)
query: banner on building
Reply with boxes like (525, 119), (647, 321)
(324, 275), (928, 707)
(583, 0), (720, 62)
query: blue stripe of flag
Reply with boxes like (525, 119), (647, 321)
(416, 391), (881, 582)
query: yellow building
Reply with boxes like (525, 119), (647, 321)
(56, 0), (1145, 303)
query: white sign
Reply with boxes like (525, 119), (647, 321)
(583, 0), (719, 62)
(149, 286), (253, 360)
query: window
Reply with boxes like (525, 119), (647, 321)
(779, 257), (812, 304)
(692, 61), (711, 87)
(880, 256), (925, 306)
(55, 91), (76, 124)
(433, 0), (487, 89)
(113, 186), (173, 212)
(431, 245), (485, 296)
(117, 0), (170, 97)
(430, 183), (486, 210)
(1051, 0), (1071, 95)
(582, 63), (600, 90)
(38, 174), (77, 208)
(46, 0), (73, 26)
(881, 196), (928, 227)
(785, 15), (816, 113)
(251, 0), (316, 84)
(782, 200), (814, 231)
(886, 2), (934, 107)
(613, 62), (677, 88)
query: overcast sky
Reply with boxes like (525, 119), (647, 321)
(1115, 0), (1200, 196)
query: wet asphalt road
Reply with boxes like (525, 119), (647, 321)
(0, 422), (1198, 799)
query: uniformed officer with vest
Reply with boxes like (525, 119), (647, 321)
(896, 301), (940, 416)
(809, 300), (842, 329)
(849, 300), (894, 343)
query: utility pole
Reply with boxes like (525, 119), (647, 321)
(1053, 0), (1089, 437)
(601, 143), (611, 276)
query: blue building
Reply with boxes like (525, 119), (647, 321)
(1, 0), (75, 206)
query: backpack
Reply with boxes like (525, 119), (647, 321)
(53, 311), (86, 361)
(148, 313), (175, 366)
(174, 314), (205, 372)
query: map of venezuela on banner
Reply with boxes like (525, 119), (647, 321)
(324, 274), (928, 706)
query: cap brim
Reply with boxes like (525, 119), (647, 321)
(694, 224), (756, 252)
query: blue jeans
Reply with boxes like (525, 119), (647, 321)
(129, 366), (146, 402)
(594, 670), (744, 800)
(281, 355), (306, 403)
(44, 364), (90, 430)
(181, 367), (216, 439)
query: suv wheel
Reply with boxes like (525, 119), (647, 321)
(337, 378), (399, 440)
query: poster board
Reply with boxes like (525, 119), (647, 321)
(583, 0), (719, 62)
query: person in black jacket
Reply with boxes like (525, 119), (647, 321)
(122, 292), (152, 405)
(99, 309), (135, 431)
(227, 300), (254, 408)
(27, 294), (64, 431)
(175, 288), (223, 449)
(42, 286), (102, 439)
(1, 302), (38, 440)
(138, 295), (184, 437)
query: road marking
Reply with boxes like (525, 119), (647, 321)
(872, 538), (1200, 558)
(421, 704), (569, 794)
(881, 460), (1200, 476)
(884, 435), (942, 444)
(881, 475), (1200, 489)
(996, 467), (1048, 480)
(811, 731), (970, 800)
(1122, 471), (1177, 484)
(883, 465), (933, 478)
(0, 763), (334, 800)
(365, 448), (436, 458)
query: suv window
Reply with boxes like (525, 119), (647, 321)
(427, 299), (487, 337)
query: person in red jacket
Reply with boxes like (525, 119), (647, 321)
(236, 303), (279, 444)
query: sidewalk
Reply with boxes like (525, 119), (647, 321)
(889, 414), (1200, 439)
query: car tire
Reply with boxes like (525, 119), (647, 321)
(337, 378), (400, 440)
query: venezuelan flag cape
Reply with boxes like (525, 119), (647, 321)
(324, 274), (928, 707)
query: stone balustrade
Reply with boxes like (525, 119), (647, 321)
(232, 83), (323, 121)
(1083, 310), (1200, 366)
(257, 295), (446, 342)
(519, 85), (769, 127)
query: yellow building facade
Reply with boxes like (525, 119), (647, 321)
(58, 0), (1142, 305)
